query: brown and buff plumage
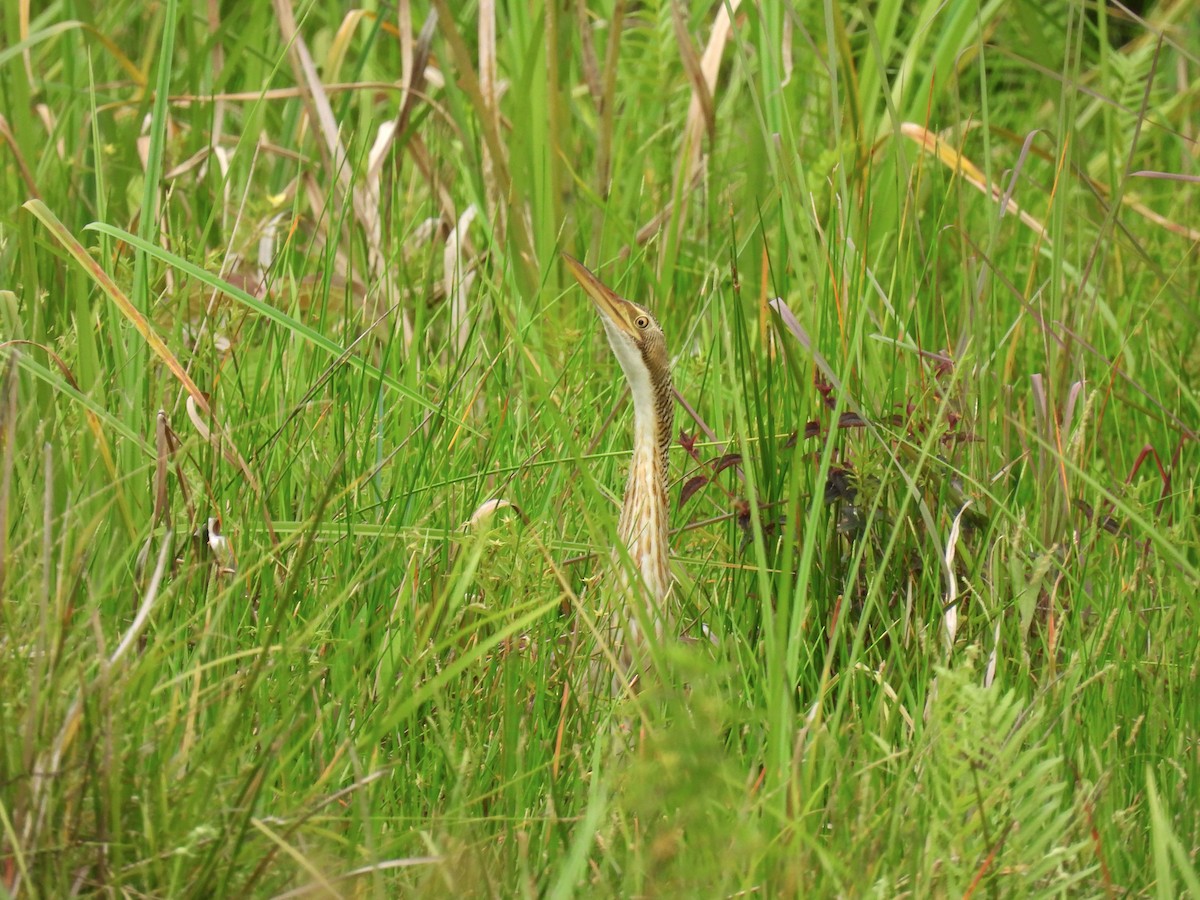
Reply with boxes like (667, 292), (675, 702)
(564, 255), (675, 692)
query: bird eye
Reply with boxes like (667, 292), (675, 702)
(635, 315), (650, 329)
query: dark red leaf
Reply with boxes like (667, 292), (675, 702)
(679, 475), (709, 507)
(814, 372), (835, 408)
(942, 431), (982, 445)
(712, 453), (742, 475)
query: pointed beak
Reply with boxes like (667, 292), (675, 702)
(563, 253), (637, 337)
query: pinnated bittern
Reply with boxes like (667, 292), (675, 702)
(564, 254), (674, 688)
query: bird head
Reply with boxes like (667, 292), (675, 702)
(563, 254), (671, 400)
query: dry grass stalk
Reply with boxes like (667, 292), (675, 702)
(644, 0), (742, 252)
(446, 206), (479, 356)
(271, 0), (391, 298)
(478, 0), (502, 228)
(899, 122), (1049, 238)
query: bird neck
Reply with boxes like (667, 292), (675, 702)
(628, 379), (673, 491)
(616, 372), (674, 602)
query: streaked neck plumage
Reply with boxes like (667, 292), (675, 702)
(601, 319), (674, 607)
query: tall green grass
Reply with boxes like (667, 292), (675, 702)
(2, 0), (1198, 895)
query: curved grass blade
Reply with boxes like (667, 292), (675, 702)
(0, 19), (144, 84)
(81, 220), (471, 431)
(23, 200), (211, 414)
(24, 200), (282, 545)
